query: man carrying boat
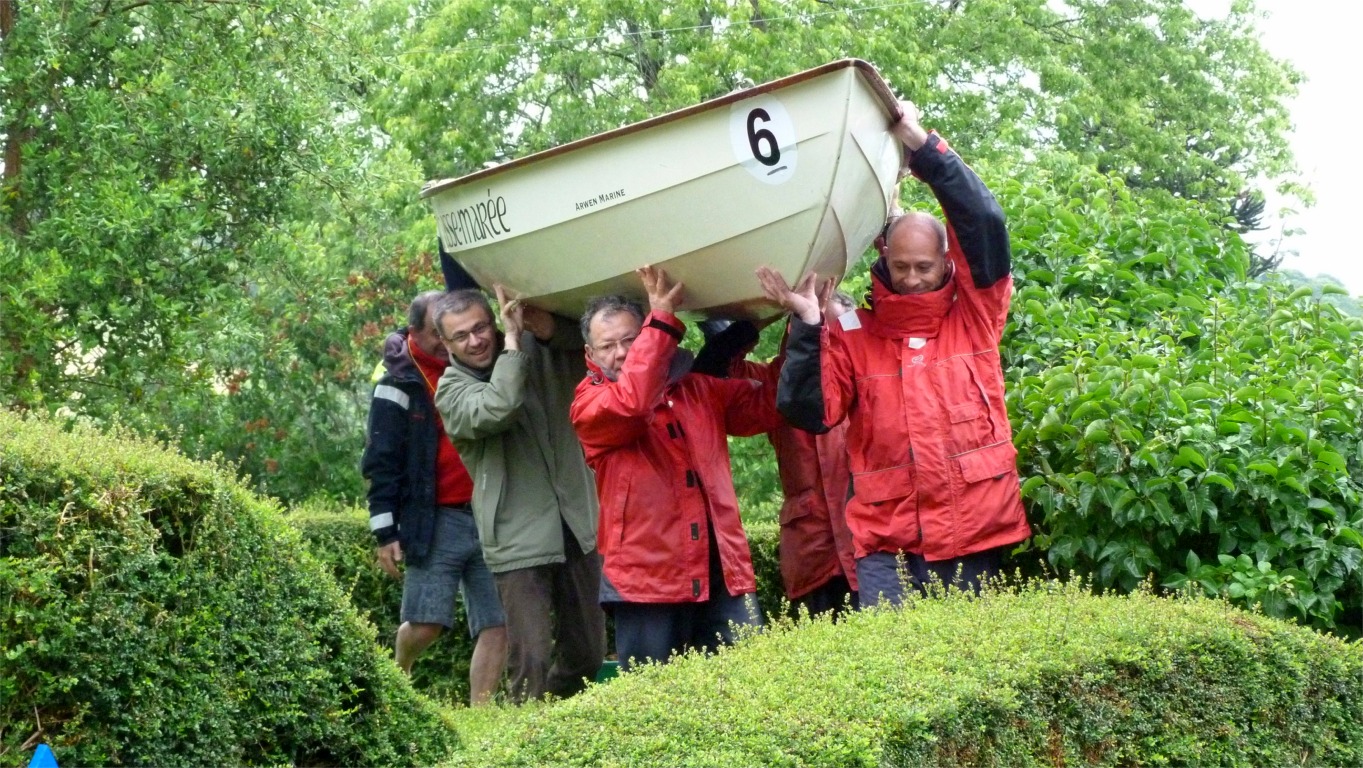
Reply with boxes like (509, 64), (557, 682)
(757, 101), (1031, 607)
(692, 294), (861, 618)
(570, 267), (786, 670)
(432, 287), (605, 703)
(361, 290), (508, 705)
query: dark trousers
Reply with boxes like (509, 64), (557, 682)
(791, 574), (859, 619)
(856, 546), (1005, 609)
(493, 531), (605, 702)
(613, 589), (762, 672)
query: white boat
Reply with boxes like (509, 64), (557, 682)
(421, 59), (904, 320)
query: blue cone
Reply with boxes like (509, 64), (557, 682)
(28, 744), (58, 768)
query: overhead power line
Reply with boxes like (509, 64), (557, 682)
(395, 1), (925, 57)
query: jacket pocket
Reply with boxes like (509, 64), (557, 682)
(953, 441), (1018, 484)
(936, 354), (997, 454)
(779, 492), (817, 526)
(851, 464), (914, 504)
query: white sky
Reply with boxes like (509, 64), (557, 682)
(1192, 0), (1362, 294)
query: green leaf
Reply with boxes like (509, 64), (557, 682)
(1201, 472), (1235, 491)
(1175, 446), (1207, 470)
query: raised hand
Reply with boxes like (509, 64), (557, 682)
(637, 265), (684, 314)
(521, 304), (556, 342)
(756, 266), (822, 325)
(494, 284), (524, 351)
(891, 99), (929, 152)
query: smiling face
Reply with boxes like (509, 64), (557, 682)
(584, 309), (642, 382)
(883, 213), (948, 295)
(438, 304), (499, 370)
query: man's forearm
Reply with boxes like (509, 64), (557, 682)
(776, 316), (829, 434)
(908, 133), (1011, 288)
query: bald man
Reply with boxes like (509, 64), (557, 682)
(758, 101), (1031, 607)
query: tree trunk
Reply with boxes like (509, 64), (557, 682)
(1, 0), (24, 236)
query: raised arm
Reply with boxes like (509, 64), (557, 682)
(756, 268), (847, 434)
(434, 354), (529, 442)
(571, 266), (685, 452)
(896, 101), (1011, 290)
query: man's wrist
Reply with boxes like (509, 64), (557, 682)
(898, 124), (929, 152)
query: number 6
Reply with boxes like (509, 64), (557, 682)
(746, 108), (781, 167)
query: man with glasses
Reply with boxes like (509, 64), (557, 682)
(361, 290), (507, 705)
(432, 287), (605, 703)
(570, 267), (784, 670)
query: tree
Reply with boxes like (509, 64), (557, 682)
(0, 0), (368, 417)
(364, 0), (1298, 204)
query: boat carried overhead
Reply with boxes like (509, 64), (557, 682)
(422, 59), (904, 320)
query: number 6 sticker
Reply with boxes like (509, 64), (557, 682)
(730, 95), (798, 185)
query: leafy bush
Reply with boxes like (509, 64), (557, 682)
(0, 411), (459, 766)
(441, 581), (1363, 767)
(288, 499), (479, 705)
(993, 164), (1363, 635)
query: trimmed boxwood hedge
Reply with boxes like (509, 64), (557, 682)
(288, 498), (482, 704)
(441, 581), (1363, 767)
(288, 503), (787, 705)
(0, 411), (458, 766)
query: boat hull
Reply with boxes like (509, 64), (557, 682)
(422, 60), (902, 320)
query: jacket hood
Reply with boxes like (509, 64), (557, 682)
(380, 330), (420, 380)
(865, 256), (956, 339)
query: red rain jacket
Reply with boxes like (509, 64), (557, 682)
(779, 133), (1031, 562)
(571, 311), (784, 603)
(734, 357), (857, 600)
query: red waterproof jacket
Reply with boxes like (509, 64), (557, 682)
(778, 133), (1031, 562)
(571, 311), (784, 603)
(734, 358), (857, 600)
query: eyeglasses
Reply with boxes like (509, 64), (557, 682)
(590, 333), (639, 355)
(442, 321), (494, 345)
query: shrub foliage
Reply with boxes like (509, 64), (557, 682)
(993, 165), (1363, 634)
(0, 411), (458, 766)
(288, 504), (788, 706)
(443, 582), (1363, 767)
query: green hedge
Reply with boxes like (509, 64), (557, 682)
(287, 506), (789, 705)
(288, 499), (480, 705)
(0, 411), (458, 766)
(442, 582), (1363, 767)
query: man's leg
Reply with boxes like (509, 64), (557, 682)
(696, 588), (763, 655)
(855, 551), (912, 608)
(907, 546), (1005, 595)
(613, 602), (692, 672)
(468, 626), (507, 705)
(493, 566), (555, 703)
(792, 575), (856, 620)
(395, 512), (463, 671)
(545, 537), (606, 699)
(452, 509), (507, 705)
(395, 621), (444, 673)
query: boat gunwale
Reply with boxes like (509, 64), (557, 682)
(419, 59), (900, 199)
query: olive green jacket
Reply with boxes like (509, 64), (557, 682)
(434, 318), (597, 573)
